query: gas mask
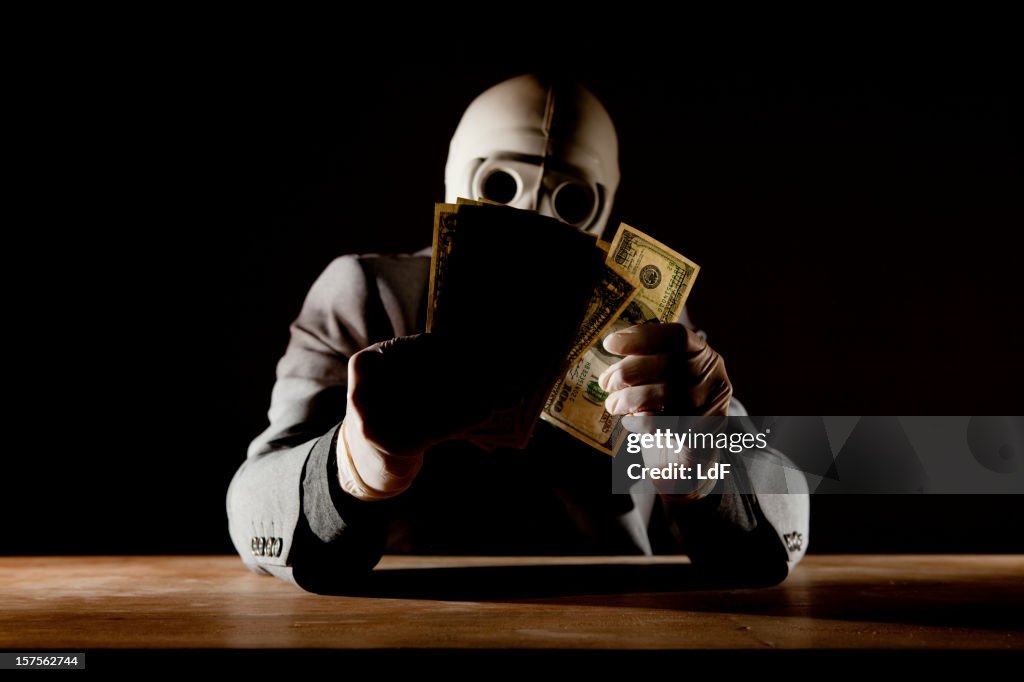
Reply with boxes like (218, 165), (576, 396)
(444, 75), (620, 235)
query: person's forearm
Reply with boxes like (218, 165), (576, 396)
(662, 448), (809, 583)
(227, 424), (392, 593)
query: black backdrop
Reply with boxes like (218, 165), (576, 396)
(14, 57), (1021, 554)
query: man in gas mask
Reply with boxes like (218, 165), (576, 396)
(227, 75), (809, 593)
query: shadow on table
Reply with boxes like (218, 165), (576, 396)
(308, 562), (1023, 634)
(309, 561), (784, 599)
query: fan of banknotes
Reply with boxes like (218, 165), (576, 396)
(428, 199), (700, 455)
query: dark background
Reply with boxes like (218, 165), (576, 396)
(13, 55), (1021, 554)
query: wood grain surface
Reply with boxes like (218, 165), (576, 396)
(1, 555), (1021, 650)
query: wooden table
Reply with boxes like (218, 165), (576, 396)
(1, 555), (1022, 656)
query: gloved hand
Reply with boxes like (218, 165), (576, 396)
(598, 322), (732, 418)
(338, 333), (490, 500)
(599, 322), (730, 500)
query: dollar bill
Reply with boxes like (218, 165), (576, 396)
(559, 261), (639, 373)
(430, 198), (506, 334)
(429, 201), (513, 449)
(470, 259), (640, 450)
(426, 202), (460, 333)
(427, 203), (700, 454)
(608, 223), (701, 324)
(431, 199), (613, 450)
(541, 224), (700, 455)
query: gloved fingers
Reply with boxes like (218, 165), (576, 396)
(605, 383), (667, 416)
(349, 334), (428, 399)
(678, 359), (733, 417)
(598, 353), (671, 392)
(339, 411), (425, 499)
(621, 414), (660, 433)
(349, 426), (424, 485)
(680, 344), (722, 378)
(693, 376), (733, 417)
(348, 332), (494, 453)
(348, 348), (382, 414)
(373, 333), (430, 354)
(602, 322), (705, 356)
(605, 373), (732, 418)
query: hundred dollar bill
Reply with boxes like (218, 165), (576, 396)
(560, 260), (639, 371)
(431, 199), (615, 450)
(426, 202), (460, 332)
(473, 258), (640, 450)
(429, 200), (513, 450)
(607, 223), (701, 323)
(541, 224), (700, 455)
(428, 198), (500, 332)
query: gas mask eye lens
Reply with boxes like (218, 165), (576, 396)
(552, 182), (596, 226)
(481, 169), (519, 204)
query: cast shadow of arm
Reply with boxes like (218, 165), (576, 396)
(303, 560), (788, 599)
